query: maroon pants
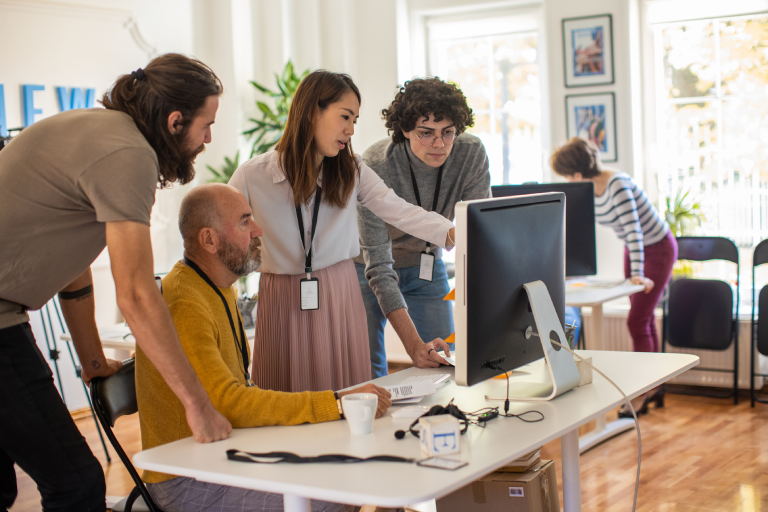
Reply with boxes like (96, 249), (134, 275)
(623, 231), (678, 353)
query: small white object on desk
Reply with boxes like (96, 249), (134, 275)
(419, 415), (460, 457)
(391, 406), (431, 420)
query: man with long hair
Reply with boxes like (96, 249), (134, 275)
(0, 54), (231, 511)
(355, 77), (491, 378)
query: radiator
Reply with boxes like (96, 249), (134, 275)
(581, 307), (766, 389)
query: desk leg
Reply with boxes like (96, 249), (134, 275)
(283, 493), (310, 512)
(561, 429), (581, 512)
(578, 303), (636, 453)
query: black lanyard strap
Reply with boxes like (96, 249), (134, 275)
(404, 145), (444, 249)
(183, 256), (251, 384)
(296, 186), (322, 274)
(226, 449), (414, 464)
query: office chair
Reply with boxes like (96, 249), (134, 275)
(662, 236), (740, 404)
(751, 239), (768, 407)
(91, 359), (162, 512)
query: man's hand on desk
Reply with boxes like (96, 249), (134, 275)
(339, 384), (392, 418)
(80, 358), (123, 386)
(411, 339), (451, 369)
(630, 275), (655, 294)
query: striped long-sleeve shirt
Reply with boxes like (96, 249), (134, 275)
(594, 172), (669, 277)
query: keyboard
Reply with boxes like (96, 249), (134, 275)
(396, 373), (451, 387)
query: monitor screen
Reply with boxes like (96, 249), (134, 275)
(492, 183), (596, 277)
(454, 193), (566, 387)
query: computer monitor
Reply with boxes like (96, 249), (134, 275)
(492, 183), (597, 277)
(453, 193), (569, 388)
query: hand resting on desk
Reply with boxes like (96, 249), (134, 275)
(338, 384), (392, 418)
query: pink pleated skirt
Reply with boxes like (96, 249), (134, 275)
(252, 258), (372, 392)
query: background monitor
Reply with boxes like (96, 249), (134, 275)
(453, 193), (566, 387)
(492, 183), (596, 277)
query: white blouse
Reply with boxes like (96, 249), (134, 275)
(229, 151), (454, 276)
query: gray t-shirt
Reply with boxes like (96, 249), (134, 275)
(355, 133), (491, 316)
(0, 108), (159, 329)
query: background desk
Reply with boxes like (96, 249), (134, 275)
(566, 279), (644, 452)
(60, 323), (256, 352)
(133, 351), (697, 512)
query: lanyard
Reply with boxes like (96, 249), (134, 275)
(183, 256), (251, 385)
(296, 186), (322, 277)
(227, 449), (414, 465)
(404, 145), (444, 250)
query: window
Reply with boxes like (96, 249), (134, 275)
(654, 15), (768, 247)
(428, 12), (543, 185)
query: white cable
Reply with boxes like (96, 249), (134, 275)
(523, 329), (642, 512)
(546, 337), (642, 512)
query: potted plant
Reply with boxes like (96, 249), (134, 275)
(662, 189), (705, 277)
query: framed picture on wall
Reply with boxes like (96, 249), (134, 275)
(562, 14), (614, 87)
(565, 92), (617, 162)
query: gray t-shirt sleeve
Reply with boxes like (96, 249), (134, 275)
(78, 147), (158, 225)
(357, 202), (406, 316)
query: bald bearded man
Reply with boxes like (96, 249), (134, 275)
(135, 184), (391, 512)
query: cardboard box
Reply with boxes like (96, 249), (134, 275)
(419, 415), (461, 456)
(436, 460), (559, 512)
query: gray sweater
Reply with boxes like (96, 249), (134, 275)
(355, 133), (491, 316)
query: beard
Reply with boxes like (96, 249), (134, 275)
(218, 235), (262, 277)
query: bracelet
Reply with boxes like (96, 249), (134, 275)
(333, 391), (345, 419)
(447, 230), (455, 246)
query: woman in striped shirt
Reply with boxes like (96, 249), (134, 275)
(551, 138), (678, 414)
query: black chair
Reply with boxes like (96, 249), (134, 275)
(751, 239), (768, 406)
(662, 236), (740, 404)
(91, 359), (162, 512)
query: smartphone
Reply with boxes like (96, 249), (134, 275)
(417, 457), (468, 471)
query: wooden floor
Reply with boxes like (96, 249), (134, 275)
(9, 387), (768, 511)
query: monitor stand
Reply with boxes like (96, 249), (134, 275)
(484, 280), (581, 402)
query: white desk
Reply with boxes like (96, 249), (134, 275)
(565, 280), (644, 453)
(133, 350), (697, 512)
(60, 323), (256, 352)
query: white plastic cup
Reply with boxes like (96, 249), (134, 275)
(341, 393), (377, 435)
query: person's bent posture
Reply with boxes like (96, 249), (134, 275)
(0, 54), (229, 512)
(137, 183), (391, 512)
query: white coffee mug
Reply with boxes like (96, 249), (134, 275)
(341, 393), (377, 435)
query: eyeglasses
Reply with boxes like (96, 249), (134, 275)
(413, 130), (456, 147)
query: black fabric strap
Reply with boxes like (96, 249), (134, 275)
(403, 145), (444, 249)
(183, 256), (251, 384)
(227, 450), (414, 465)
(296, 186), (322, 274)
(58, 285), (93, 301)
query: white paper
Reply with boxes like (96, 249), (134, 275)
(384, 380), (436, 401)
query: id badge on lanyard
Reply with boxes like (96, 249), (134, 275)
(300, 277), (320, 310)
(297, 186), (322, 311)
(405, 145), (443, 283)
(419, 250), (435, 282)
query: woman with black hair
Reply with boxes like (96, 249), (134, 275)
(229, 71), (455, 393)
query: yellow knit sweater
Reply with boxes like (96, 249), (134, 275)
(136, 261), (339, 483)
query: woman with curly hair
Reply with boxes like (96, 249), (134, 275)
(229, 71), (455, 393)
(354, 77), (491, 378)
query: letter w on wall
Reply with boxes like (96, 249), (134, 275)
(56, 87), (96, 111)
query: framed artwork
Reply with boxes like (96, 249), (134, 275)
(565, 92), (617, 162)
(562, 14), (614, 87)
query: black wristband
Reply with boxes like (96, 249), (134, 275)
(58, 285), (94, 301)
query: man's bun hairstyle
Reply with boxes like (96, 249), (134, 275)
(101, 53), (223, 188)
(382, 77), (474, 144)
